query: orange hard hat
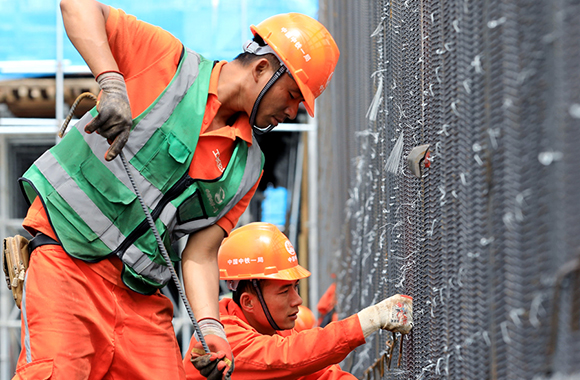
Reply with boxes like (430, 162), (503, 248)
(294, 304), (316, 332)
(218, 222), (311, 281)
(250, 13), (340, 117)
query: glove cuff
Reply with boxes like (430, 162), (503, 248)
(357, 305), (381, 339)
(194, 317), (227, 342)
(96, 71), (127, 95)
(95, 70), (124, 81)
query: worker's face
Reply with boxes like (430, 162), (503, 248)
(258, 279), (303, 331)
(253, 71), (304, 129)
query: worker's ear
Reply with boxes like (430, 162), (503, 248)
(239, 292), (256, 314)
(251, 58), (271, 84)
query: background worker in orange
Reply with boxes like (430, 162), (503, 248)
(13, 1), (339, 379)
(317, 281), (338, 327)
(184, 223), (414, 380)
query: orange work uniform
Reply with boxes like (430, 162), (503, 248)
(184, 298), (366, 380)
(13, 7), (260, 380)
(317, 283), (338, 327)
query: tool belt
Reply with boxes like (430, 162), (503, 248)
(2, 233), (60, 308)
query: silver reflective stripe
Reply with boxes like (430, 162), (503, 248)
(127, 49), (200, 155)
(171, 135), (263, 240)
(73, 115), (164, 211)
(159, 204), (178, 234)
(22, 271), (31, 363)
(121, 245), (172, 283)
(35, 153), (125, 250)
(131, 253), (153, 273)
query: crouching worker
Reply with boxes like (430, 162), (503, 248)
(184, 222), (413, 379)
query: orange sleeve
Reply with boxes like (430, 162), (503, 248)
(224, 315), (365, 380)
(301, 365), (358, 380)
(105, 7), (182, 117)
(22, 197), (58, 240)
(216, 171), (263, 235)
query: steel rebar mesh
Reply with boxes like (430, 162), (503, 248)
(317, 0), (580, 378)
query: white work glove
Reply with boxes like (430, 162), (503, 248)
(357, 294), (413, 338)
(85, 71), (132, 161)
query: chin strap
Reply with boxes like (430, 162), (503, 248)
(243, 39), (288, 135)
(252, 279), (281, 331)
(249, 65), (287, 135)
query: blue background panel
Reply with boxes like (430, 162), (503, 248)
(0, 0), (318, 80)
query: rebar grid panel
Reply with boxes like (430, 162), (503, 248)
(318, 0), (580, 378)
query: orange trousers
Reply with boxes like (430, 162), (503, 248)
(13, 245), (186, 380)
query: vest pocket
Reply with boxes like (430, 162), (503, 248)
(176, 190), (207, 224)
(68, 158), (137, 241)
(80, 158), (136, 206)
(132, 130), (192, 192)
(46, 189), (100, 243)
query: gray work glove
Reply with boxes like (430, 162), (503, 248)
(357, 294), (413, 338)
(85, 71), (132, 161)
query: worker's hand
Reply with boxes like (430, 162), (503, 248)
(190, 318), (234, 380)
(357, 294), (413, 338)
(86, 71), (132, 161)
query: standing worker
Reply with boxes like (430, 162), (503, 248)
(11, 1), (339, 379)
(184, 223), (413, 380)
(317, 281), (338, 327)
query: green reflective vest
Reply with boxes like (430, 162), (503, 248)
(19, 49), (264, 294)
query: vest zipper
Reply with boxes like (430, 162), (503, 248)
(112, 174), (195, 258)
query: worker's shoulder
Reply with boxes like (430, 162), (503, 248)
(108, 6), (182, 49)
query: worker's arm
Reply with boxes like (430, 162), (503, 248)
(223, 295), (412, 379)
(182, 224), (225, 320)
(224, 315), (366, 380)
(60, 0), (131, 161)
(182, 224), (233, 379)
(60, 0), (116, 76)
